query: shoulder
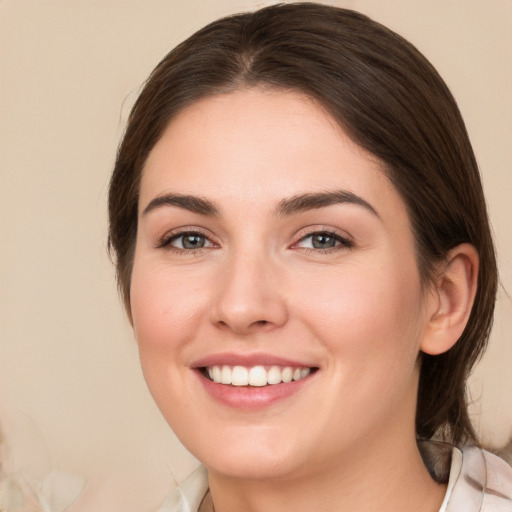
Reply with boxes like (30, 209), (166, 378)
(448, 445), (512, 511)
(157, 466), (209, 512)
(420, 440), (512, 511)
(479, 448), (512, 511)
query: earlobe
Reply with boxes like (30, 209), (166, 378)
(421, 244), (479, 356)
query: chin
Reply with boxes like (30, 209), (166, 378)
(181, 428), (307, 481)
(204, 452), (301, 481)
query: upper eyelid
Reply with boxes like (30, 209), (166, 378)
(155, 225), (354, 248)
(293, 225), (353, 241)
(157, 227), (217, 248)
(287, 229), (355, 254)
(161, 226), (213, 237)
(294, 232), (352, 247)
(169, 231), (211, 242)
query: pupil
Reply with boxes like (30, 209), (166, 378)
(312, 234), (335, 249)
(183, 234), (205, 249)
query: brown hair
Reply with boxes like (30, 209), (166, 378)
(108, 2), (497, 445)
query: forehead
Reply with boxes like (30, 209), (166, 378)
(140, 88), (405, 224)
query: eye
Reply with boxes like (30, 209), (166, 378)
(165, 231), (213, 250)
(296, 231), (353, 250)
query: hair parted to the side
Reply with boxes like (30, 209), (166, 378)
(108, 2), (497, 445)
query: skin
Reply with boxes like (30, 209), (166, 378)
(130, 88), (465, 512)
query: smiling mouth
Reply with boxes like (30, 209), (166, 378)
(201, 365), (317, 387)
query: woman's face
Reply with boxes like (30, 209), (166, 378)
(130, 89), (436, 480)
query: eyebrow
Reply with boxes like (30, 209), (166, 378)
(141, 189), (379, 218)
(142, 193), (219, 216)
(276, 190), (379, 217)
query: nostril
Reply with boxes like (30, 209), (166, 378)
(214, 318), (271, 334)
(247, 320), (271, 330)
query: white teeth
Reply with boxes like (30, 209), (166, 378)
(281, 367), (293, 383)
(206, 365), (312, 386)
(300, 368), (310, 378)
(212, 366), (221, 383)
(231, 366), (249, 386)
(248, 366), (267, 386)
(221, 365), (232, 385)
(267, 365), (282, 385)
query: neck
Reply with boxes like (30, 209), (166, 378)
(206, 434), (446, 512)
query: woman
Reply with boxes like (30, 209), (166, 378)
(108, 3), (512, 511)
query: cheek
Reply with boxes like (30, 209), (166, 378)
(294, 257), (425, 366)
(129, 258), (212, 368)
(129, 260), (206, 422)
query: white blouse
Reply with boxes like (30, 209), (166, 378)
(158, 443), (512, 512)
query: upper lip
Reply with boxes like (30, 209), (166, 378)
(191, 352), (317, 369)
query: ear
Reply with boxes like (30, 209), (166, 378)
(421, 243), (479, 356)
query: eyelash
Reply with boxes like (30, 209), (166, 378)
(157, 229), (354, 254)
(157, 229), (216, 253)
(293, 230), (354, 253)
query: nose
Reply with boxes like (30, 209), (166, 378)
(210, 250), (288, 335)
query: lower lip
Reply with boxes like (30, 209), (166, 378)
(195, 370), (315, 410)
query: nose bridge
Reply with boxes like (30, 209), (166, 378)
(211, 242), (288, 334)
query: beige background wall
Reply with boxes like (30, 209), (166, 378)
(0, 1), (510, 511)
